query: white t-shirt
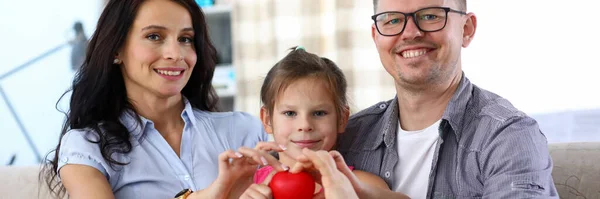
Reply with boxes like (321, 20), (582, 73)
(393, 120), (441, 198)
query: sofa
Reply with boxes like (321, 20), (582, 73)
(0, 165), (60, 199)
(550, 142), (600, 199)
(1, 142), (598, 199)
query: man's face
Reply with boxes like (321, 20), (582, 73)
(372, 0), (475, 88)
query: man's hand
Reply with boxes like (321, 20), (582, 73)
(292, 148), (359, 199)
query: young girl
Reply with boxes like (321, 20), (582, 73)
(240, 46), (410, 199)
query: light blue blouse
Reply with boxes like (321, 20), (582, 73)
(57, 100), (268, 199)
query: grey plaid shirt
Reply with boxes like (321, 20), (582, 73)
(337, 74), (558, 198)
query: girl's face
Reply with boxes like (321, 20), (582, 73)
(261, 77), (348, 162)
(118, 0), (197, 99)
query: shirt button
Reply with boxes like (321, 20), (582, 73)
(184, 175), (190, 181)
(379, 104), (387, 109)
(384, 171), (391, 178)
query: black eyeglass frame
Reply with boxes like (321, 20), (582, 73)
(371, 7), (467, 36)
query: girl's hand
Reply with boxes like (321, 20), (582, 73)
(239, 170), (277, 199)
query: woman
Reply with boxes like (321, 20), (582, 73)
(42, 0), (284, 198)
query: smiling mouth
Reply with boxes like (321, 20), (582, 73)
(291, 140), (321, 148)
(154, 69), (183, 76)
(399, 48), (431, 58)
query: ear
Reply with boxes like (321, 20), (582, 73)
(337, 106), (350, 134)
(260, 106), (273, 134)
(462, 13), (477, 47)
(371, 24), (378, 44)
(114, 52), (122, 65)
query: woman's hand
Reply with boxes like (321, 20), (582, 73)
(189, 142), (287, 199)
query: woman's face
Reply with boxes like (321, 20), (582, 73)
(118, 0), (197, 99)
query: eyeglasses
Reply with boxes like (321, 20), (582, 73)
(371, 7), (467, 36)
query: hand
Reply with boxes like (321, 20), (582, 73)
(190, 142), (287, 199)
(239, 170), (277, 199)
(291, 148), (358, 199)
(289, 150), (361, 190)
(325, 150), (365, 197)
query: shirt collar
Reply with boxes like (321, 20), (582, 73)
(119, 97), (197, 141)
(361, 97), (399, 150)
(181, 97), (198, 128)
(364, 72), (473, 149)
(441, 72), (473, 141)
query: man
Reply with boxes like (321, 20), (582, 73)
(336, 0), (558, 198)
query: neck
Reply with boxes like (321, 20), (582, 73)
(396, 72), (462, 131)
(128, 91), (185, 133)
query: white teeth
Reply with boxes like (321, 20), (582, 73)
(156, 70), (181, 76)
(401, 49), (428, 58)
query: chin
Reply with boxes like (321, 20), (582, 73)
(157, 88), (184, 98)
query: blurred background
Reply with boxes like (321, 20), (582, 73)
(1, 0), (599, 166)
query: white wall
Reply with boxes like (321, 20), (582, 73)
(464, 1), (600, 115)
(0, 0), (102, 165)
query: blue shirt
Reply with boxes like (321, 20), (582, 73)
(57, 100), (268, 199)
(338, 74), (558, 198)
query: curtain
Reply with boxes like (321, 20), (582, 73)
(231, 0), (396, 116)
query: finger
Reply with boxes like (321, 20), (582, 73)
(242, 188), (263, 199)
(329, 150), (360, 186)
(253, 184), (273, 197)
(329, 150), (353, 177)
(302, 148), (336, 177)
(219, 149), (244, 161)
(238, 147), (289, 171)
(296, 154), (310, 162)
(254, 141), (286, 152)
(237, 147), (267, 165)
(261, 170), (278, 185)
(289, 159), (313, 174)
(229, 155), (256, 168)
(289, 154), (314, 173)
(244, 184), (272, 199)
(312, 191), (326, 199)
(239, 193), (251, 199)
(218, 149), (243, 169)
(328, 151), (346, 168)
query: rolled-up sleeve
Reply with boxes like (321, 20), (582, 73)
(57, 129), (110, 180)
(480, 116), (558, 198)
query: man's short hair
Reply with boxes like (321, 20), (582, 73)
(373, 0), (467, 13)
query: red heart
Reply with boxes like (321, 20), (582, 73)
(269, 171), (316, 199)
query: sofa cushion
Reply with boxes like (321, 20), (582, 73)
(0, 165), (63, 199)
(549, 142), (600, 199)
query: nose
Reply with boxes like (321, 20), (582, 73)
(400, 16), (423, 41)
(297, 117), (313, 132)
(163, 40), (184, 61)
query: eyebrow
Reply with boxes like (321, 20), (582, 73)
(141, 25), (194, 32)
